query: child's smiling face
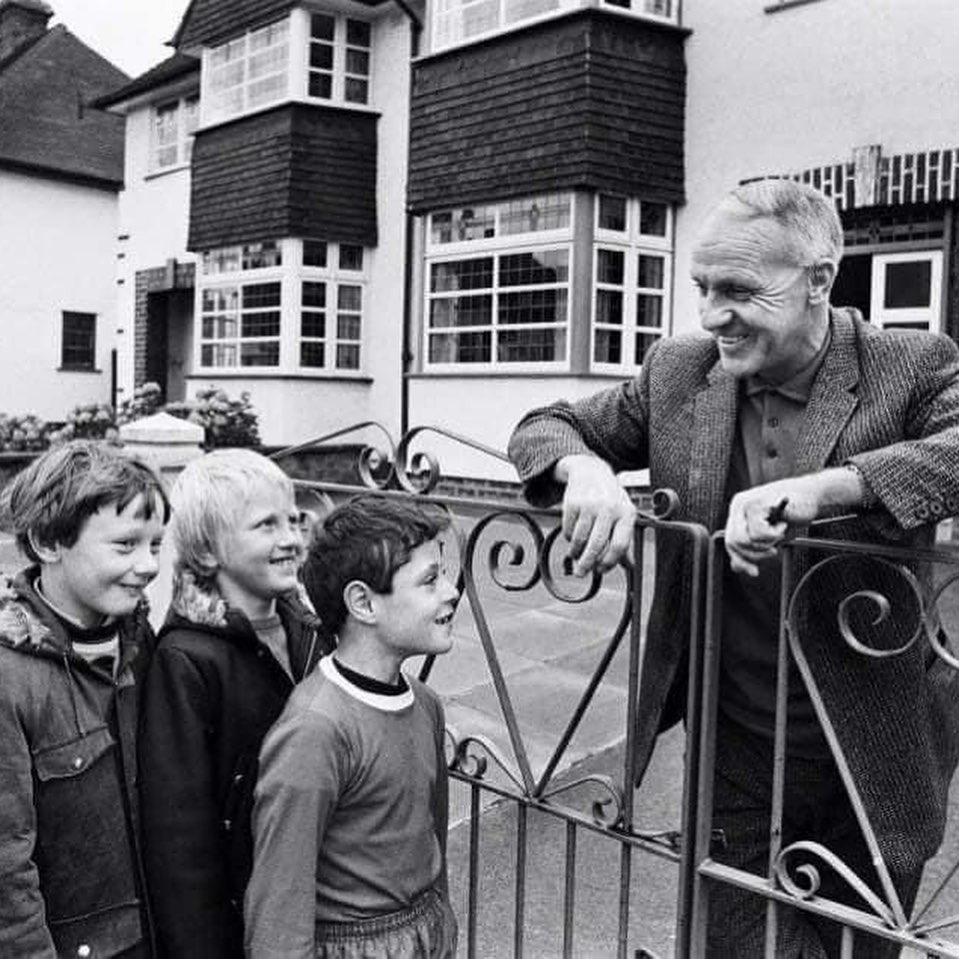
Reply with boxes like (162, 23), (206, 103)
(40, 493), (166, 627)
(214, 481), (302, 619)
(371, 538), (459, 660)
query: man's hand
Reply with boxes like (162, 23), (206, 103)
(555, 454), (636, 576)
(725, 467), (866, 576)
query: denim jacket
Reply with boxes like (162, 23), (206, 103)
(0, 569), (154, 958)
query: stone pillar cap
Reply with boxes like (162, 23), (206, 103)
(118, 411), (205, 445)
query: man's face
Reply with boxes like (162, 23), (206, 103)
(372, 538), (459, 660)
(690, 200), (827, 382)
(41, 493), (165, 627)
(214, 481), (302, 617)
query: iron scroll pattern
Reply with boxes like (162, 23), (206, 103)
(272, 423), (699, 852)
(718, 535), (959, 956)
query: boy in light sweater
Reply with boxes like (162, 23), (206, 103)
(245, 495), (459, 958)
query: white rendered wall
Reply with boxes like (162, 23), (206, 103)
(114, 98), (196, 406)
(0, 170), (117, 418)
(674, 0), (959, 334)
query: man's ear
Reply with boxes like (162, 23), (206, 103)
(29, 531), (61, 564)
(807, 261), (837, 305)
(343, 580), (377, 626)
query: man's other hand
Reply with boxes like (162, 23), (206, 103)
(555, 454), (636, 576)
(724, 467), (866, 576)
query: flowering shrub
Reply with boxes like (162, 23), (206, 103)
(165, 387), (260, 449)
(0, 413), (48, 452)
(116, 382), (163, 426)
(47, 402), (118, 445)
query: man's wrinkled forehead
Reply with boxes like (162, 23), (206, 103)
(692, 199), (796, 269)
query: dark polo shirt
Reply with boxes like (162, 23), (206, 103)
(719, 329), (832, 757)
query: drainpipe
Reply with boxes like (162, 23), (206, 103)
(395, 1), (422, 437)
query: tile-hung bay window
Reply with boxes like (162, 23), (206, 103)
(198, 240), (366, 374)
(203, 19), (290, 125)
(308, 15), (372, 105)
(425, 194), (572, 369)
(593, 194), (672, 370)
(151, 95), (198, 172)
(431, 0), (676, 51)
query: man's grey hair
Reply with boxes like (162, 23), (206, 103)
(727, 179), (844, 268)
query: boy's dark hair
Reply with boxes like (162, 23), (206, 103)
(0, 440), (170, 562)
(302, 494), (451, 633)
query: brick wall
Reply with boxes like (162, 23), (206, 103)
(133, 262), (195, 389)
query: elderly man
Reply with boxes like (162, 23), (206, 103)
(509, 179), (959, 956)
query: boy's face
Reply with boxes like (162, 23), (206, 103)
(40, 493), (165, 627)
(372, 538), (459, 659)
(214, 482), (302, 617)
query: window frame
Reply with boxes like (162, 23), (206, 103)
(60, 311), (97, 372)
(591, 195), (673, 373)
(195, 239), (368, 376)
(868, 249), (943, 334)
(424, 194), (575, 372)
(149, 93), (199, 173)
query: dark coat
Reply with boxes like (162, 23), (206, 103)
(0, 569), (154, 958)
(139, 574), (332, 959)
(510, 308), (959, 875)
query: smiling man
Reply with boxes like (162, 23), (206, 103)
(508, 179), (959, 956)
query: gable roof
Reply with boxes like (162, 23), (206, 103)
(93, 52), (199, 111)
(0, 24), (128, 187)
(173, 0), (388, 50)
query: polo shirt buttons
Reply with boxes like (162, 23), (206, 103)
(767, 417), (780, 428)
(766, 446), (779, 459)
(77, 946), (91, 958)
(72, 757), (84, 771)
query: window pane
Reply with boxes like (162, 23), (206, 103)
(594, 329), (622, 364)
(300, 342), (325, 367)
(242, 283), (281, 308)
(337, 285), (362, 311)
(598, 195), (627, 232)
(302, 282), (326, 307)
(638, 254), (664, 289)
(337, 315), (361, 340)
(309, 73), (332, 98)
(203, 287), (239, 311)
(301, 311), (326, 338)
(499, 250), (568, 286)
(241, 311), (280, 337)
(637, 295), (663, 328)
(499, 289), (567, 324)
(596, 249), (624, 285)
(640, 201), (668, 237)
(310, 44), (334, 70)
(62, 312), (96, 368)
(884, 260), (932, 308)
(311, 14), (335, 39)
(345, 78), (368, 103)
(431, 259), (493, 292)
(595, 289), (623, 325)
(202, 315), (238, 339)
(635, 331), (659, 364)
(429, 331), (491, 363)
(501, 194), (570, 235)
(498, 327), (565, 363)
(202, 343), (237, 367)
(243, 241), (281, 269)
(347, 19), (371, 46)
(304, 241), (328, 267)
(240, 342), (280, 366)
(336, 344), (361, 369)
(345, 49), (369, 75)
(429, 295), (491, 328)
(339, 245), (364, 271)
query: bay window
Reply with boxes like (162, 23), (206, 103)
(197, 239), (366, 374)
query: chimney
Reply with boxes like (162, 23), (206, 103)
(0, 0), (53, 62)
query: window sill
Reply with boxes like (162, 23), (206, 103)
(58, 366), (102, 374)
(410, 369), (631, 379)
(764, 0), (827, 13)
(186, 371), (373, 383)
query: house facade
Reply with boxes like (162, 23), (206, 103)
(101, 0), (959, 478)
(0, 0), (126, 421)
